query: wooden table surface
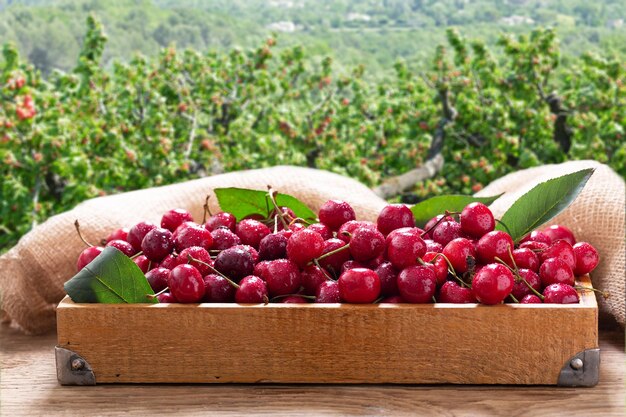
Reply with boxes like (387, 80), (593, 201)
(1, 324), (624, 417)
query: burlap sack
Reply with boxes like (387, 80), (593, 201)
(0, 166), (387, 334)
(477, 160), (625, 326)
(1, 162), (623, 334)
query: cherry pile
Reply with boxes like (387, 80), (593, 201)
(75, 199), (600, 305)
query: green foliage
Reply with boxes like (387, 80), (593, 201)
(0, 17), (624, 253)
(214, 188), (317, 222)
(411, 194), (502, 228)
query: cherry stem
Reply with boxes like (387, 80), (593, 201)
(420, 254), (470, 288)
(506, 244), (519, 274)
(509, 293), (519, 303)
(495, 257), (545, 300)
(187, 254), (240, 289)
(130, 251), (143, 260)
(573, 286), (610, 299)
(313, 243), (350, 263)
(266, 186), (289, 230)
(270, 294), (316, 302)
(148, 286), (169, 299)
(312, 259), (336, 281)
(74, 220), (93, 247)
(495, 219), (512, 236)
(420, 210), (460, 238)
(202, 195), (212, 224)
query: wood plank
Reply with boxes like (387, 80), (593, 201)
(55, 277), (598, 384)
(1, 324), (624, 417)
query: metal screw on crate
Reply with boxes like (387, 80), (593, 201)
(71, 358), (85, 371)
(570, 358), (584, 370)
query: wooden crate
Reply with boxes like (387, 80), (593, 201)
(55, 276), (598, 386)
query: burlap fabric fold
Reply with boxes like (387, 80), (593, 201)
(1, 162), (623, 334)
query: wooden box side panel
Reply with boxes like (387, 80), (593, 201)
(57, 280), (598, 384)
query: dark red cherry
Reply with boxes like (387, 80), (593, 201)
(205, 212), (237, 232)
(262, 259), (301, 297)
(286, 229), (324, 267)
(173, 223), (212, 252)
(161, 208), (194, 232)
(176, 246), (212, 276)
(159, 254), (178, 270)
(520, 294), (542, 304)
(235, 219), (270, 249)
(203, 274), (236, 302)
(510, 268), (541, 300)
(380, 295), (404, 303)
(338, 220), (377, 243)
(318, 238), (350, 277)
(210, 228), (242, 250)
(341, 260), (365, 273)
(421, 252), (448, 286)
(231, 244), (259, 263)
(142, 227), (174, 262)
(431, 220), (462, 247)
(145, 267), (170, 293)
(315, 280), (341, 303)
(307, 223), (333, 240)
(375, 261), (399, 296)
(258, 233), (288, 261)
(349, 227), (386, 262)
(106, 239), (136, 257)
(301, 264), (329, 295)
(281, 295), (308, 304)
(214, 247), (254, 282)
(127, 221), (157, 252)
(397, 265), (437, 303)
(540, 240), (576, 270)
(133, 254), (151, 273)
(512, 248), (540, 272)
(157, 292), (177, 303)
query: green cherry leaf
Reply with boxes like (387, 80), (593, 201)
(411, 194), (503, 227)
(214, 187), (317, 222)
(496, 168), (594, 242)
(64, 246), (158, 303)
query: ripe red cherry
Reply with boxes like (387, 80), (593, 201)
(520, 294), (542, 304)
(431, 220), (462, 247)
(76, 246), (104, 271)
(341, 260), (365, 273)
(377, 204), (415, 236)
(159, 254), (178, 270)
(471, 263), (514, 305)
(460, 202), (495, 238)
(127, 221), (157, 252)
(542, 225), (576, 246)
(438, 281), (476, 303)
(142, 227), (174, 262)
(157, 292), (176, 303)
(253, 260), (271, 279)
(316, 280), (341, 303)
(380, 295), (404, 303)
(442, 238), (476, 274)
(375, 261), (399, 296)
(510, 268), (541, 300)
(161, 208), (194, 232)
(349, 227), (386, 262)
(476, 230), (514, 265)
(173, 223), (213, 252)
(307, 223), (333, 240)
(203, 274), (236, 302)
(423, 214), (454, 239)
(386, 228), (426, 270)
(338, 268), (381, 303)
(289, 223), (306, 233)
(318, 238), (350, 277)
(263, 259), (301, 297)
(258, 233), (288, 260)
(512, 248), (540, 272)
(235, 219), (271, 249)
(106, 239), (136, 257)
(424, 239), (443, 253)
(397, 265), (437, 303)
(282, 295), (308, 303)
(519, 240), (549, 252)
(231, 244), (259, 263)
(286, 229), (324, 267)
(338, 220), (377, 243)
(133, 254), (151, 273)
(540, 240), (576, 270)
(205, 212), (236, 232)
(235, 276), (268, 303)
(542, 283), (579, 304)
(422, 252), (448, 286)
(168, 264), (205, 303)
(105, 227), (129, 243)
(573, 242), (600, 276)
(318, 200), (356, 231)
(539, 258), (574, 287)
(145, 267), (170, 293)
(301, 264), (329, 295)
(210, 228), (242, 250)
(176, 246), (212, 276)
(520, 230), (552, 245)
(214, 247), (254, 282)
